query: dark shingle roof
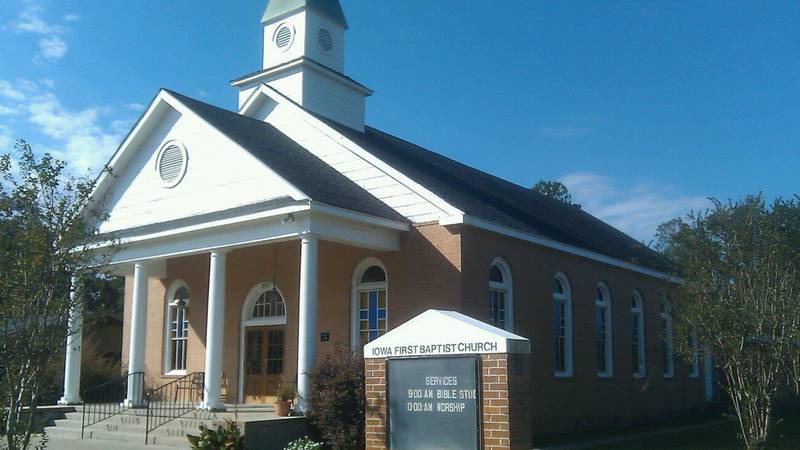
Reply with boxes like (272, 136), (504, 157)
(321, 120), (673, 273)
(166, 90), (405, 223)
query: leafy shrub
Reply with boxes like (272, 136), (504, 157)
(284, 436), (323, 450)
(305, 344), (365, 450)
(187, 420), (244, 450)
(276, 380), (297, 402)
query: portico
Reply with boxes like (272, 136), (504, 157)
(61, 202), (408, 411)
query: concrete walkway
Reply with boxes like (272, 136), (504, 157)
(533, 419), (727, 450)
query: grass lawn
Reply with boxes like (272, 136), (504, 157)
(535, 414), (800, 450)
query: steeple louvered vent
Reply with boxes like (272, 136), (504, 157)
(274, 24), (294, 50)
(157, 142), (188, 187)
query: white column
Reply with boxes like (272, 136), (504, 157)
(125, 262), (148, 407)
(296, 234), (318, 412)
(58, 277), (82, 405)
(201, 249), (226, 411)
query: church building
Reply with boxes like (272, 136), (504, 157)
(59, 0), (709, 439)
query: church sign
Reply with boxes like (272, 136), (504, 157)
(387, 356), (480, 450)
(364, 309), (532, 450)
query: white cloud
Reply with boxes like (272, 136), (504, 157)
(0, 79), (126, 174)
(25, 91), (121, 172)
(0, 124), (12, 150)
(6, 4), (73, 61)
(128, 103), (146, 112)
(38, 36), (67, 60)
(0, 105), (20, 115)
(0, 80), (26, 101)
(560, 172), (710, 242)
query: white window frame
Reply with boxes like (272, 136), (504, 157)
(631, 290), (646, 378)
(489, 257), (514, 332)
(163, 279), (190, 376)
(689, 329), (700, 378)
(553, 272), (573, 377)
(595, 282), (613, 378)
(661, 298), (675, 378)
(350, 257), (388, 350)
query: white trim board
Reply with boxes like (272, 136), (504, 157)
(442, 214), (682, 283)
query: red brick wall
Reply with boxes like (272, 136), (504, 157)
(460, 226), (706, 436)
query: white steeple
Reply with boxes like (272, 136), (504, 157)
(232, 0), (372, 131)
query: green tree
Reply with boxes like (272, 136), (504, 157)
(531, 180), (578, 207)
(0, 141), (113, 450)
(657, 195), (800, 448)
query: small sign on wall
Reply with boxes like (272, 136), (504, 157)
(320, 332), (330, 342)
(387, 356), (480, 450)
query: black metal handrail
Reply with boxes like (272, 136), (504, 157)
(144, 372), (204, 445)
(81, 371), (145, 438)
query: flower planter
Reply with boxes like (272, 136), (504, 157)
(274, 400), (291, 417)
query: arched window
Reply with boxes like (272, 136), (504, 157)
(489, 258), (513, 331)
(660, 298), (675, 378)
(689, 328), (700, 378)
(243, 282), (287, 326)
(164, 280), (190, 374)
(631, 291), (646, 378)
(595, 283), (613, 377)
(352, 258), (388, 348)
(553, 273), (573, 377)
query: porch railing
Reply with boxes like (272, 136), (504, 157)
(144, 372), (204, 445)
(80, 371), (145, 438)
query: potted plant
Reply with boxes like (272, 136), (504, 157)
(275, 381), (296, 417)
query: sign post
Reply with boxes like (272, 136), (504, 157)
(363, 309), (532, 450)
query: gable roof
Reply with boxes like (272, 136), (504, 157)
(320, 119), (674, 273)
(165, 90), (404, 223)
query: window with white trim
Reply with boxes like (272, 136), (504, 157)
(689, 328), (700, 378)
(354, 261), (388, 347)
(489, 259), (513, 331)
(164, 282), (190, 374)
(553, 273), (573, 377)
(631, 291), (646, 378)
(661, 299), (675, 378)
(595, 283), (613, 377)
(251, 289), (286, 319)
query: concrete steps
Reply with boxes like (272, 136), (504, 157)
(43, 405), (227, 449)
(42, 404), (278, 449)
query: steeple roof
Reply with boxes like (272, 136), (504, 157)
(261, 0), (348, 29)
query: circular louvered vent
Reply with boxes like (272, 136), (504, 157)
(156, 141), (188, 188)
(274, 24), (295, 50)
(318, 28), (333, 52)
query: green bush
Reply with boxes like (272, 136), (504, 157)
(284, 436), (323, 450)
(305, 344), (365, 450)
(187, 420), (244, 450)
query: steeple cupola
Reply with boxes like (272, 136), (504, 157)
(232, 0), (372, 131)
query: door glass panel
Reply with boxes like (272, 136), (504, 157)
(266, 330), (284, 375)
(246, 330), (263, 375)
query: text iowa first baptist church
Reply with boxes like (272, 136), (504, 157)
(58, 0), (712, 437)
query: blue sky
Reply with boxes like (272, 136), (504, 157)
(0, 0), (798, 242)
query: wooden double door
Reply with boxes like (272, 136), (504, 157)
(243, 326), (285, 403)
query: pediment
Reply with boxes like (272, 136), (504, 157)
(93, 92), (306, 235)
